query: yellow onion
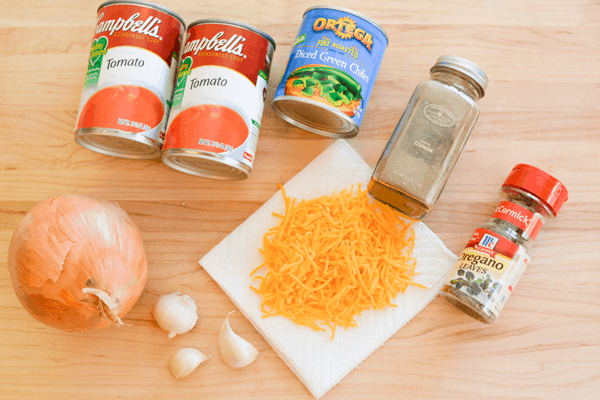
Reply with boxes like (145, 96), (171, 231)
(7, 194), (147, 332)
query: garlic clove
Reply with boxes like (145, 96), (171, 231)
(219, 311), (258, 368)
(153, 292), (198, 338)
(170, 347), (211, 379)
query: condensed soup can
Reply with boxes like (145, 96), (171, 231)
(272, 6), (388, 138)
(161, 19), (276, 180)
(75, 0), (184, 159)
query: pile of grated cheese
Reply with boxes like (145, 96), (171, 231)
(250, 184), (425, 340)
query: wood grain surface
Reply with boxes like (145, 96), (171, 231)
(1, 0), (599, 399)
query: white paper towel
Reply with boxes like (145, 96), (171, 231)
(200, 140), (456, 399)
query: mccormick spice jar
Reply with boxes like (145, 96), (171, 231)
(75, 0), (184, 159)
(271, 6), (388, 138)
(440, 164), (569, 323)
(369, 56), (488, 220)
(161, 19), (275, 180)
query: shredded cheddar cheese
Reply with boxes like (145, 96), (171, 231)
(250, 184), (425, 340)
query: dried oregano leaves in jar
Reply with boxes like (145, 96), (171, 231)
(440, 164), (568, 323)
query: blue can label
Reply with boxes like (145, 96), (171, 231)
(274, 8), (387, 128)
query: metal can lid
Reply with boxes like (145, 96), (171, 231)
(430, 55), (488, 97)
(271, 96), (359, 138)
(502, 164), (569, 216)
(161, 148), (250, 181)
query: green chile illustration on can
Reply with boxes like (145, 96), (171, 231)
(288, 66), (362, 111)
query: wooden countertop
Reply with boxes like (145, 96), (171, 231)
(1, 1), (599, 399)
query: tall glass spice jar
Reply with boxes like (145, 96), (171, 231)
(369, 56), (488, 219)
(440, 164), (569, 323)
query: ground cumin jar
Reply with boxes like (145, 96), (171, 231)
(440, 164), (568, 323)
(75, 0), (184, 159)
(369, 56), (488, 220)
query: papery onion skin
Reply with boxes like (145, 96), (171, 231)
(7, 194), (148, 332)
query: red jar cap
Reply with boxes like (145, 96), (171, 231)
(503, 164), (568, 216)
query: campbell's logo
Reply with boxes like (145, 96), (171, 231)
(183, 32), (247, 59)
(95, 12), (163, 39)
(313, 16), (374, 51)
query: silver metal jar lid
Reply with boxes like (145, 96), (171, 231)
(430, 55), (489, 97)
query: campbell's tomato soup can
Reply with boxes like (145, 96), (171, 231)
(272, 6), (388, 138)
(75, 0), (184, 159)
(161, 19), (276, 180)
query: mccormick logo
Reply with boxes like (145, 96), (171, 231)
(183, 32), (247, 59)
(494, 204), (531, 226)
(313, 16), (374, 51)
(479, 233), (499, 250)
(95, 12), (162, 39)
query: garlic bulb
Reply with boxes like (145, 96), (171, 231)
(170, 347), (211, 379)
(219, 311), (258, 368)
(153, 292), (198, 338)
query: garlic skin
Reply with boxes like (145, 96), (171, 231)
(153, 292), (198, 338)
(219, 311), (258, 368)
(170, 348), (211, 379)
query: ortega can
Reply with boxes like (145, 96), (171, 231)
(161, 20), (276, 180)
(75, 0), (184, 159)
(272, 6), (388, 138)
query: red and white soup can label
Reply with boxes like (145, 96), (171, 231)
(162, 20), (276, 170)
(75, 1), (184, 144)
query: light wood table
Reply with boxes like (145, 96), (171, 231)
(1, 1), (599, 399)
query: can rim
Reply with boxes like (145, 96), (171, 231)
(271, 96), (359, 138)
(75, 128), (161, 160)
(303, 5), (388, 45)
(97, 0), (186, 29)
(187, 19), (276, 49)
(162, 148), (250, 180)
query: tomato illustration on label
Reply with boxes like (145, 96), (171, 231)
(77, 85), (164, 133)
(164, 105), (249, 153)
